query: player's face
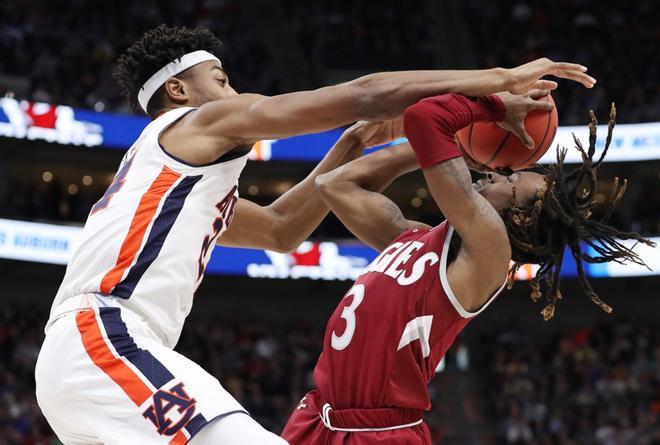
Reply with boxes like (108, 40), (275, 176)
(184, 60), (237, 106)
(473, 171), (546, 211)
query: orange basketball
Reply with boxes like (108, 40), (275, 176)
(456, 95), (558, 170)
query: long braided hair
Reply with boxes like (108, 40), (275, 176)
(500, 104), (656, 320)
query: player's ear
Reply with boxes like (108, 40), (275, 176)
(163, 77), (187, 105)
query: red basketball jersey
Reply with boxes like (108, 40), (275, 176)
(313, 221), (503, 411)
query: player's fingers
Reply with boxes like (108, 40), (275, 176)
(531, 79), (558, 91)
(513, 123), (535, 149)
(525, 89), (552, 99)
(527, 97), (555, 111)
(552, 61), (588, 72)
(555, 69), (597, 88)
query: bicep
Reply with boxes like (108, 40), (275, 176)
(216, 198), (283, 252)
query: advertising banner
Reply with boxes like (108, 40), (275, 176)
(0, 218), (655, 281)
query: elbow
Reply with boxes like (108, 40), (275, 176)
(403, 96), (460, 144)
(270, 238), (297, 254)
(403, 98), (440, 124)
(403, 97), (448, 130)
(268, 221), (301, 254)
(402, 99), (436, 140)
(315, 170), (350, 203)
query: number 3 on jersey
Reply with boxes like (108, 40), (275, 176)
(331, 284), (365, 351)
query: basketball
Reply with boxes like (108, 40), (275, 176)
(456, 94), (558, 170)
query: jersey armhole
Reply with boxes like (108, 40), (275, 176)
(438, 225), (506, 318)
(156, 108), (251, 169)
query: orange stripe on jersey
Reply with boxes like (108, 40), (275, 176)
(169, 430), (189, 445)
(100, 166), (181, 294)
(76, 310), (153, 406)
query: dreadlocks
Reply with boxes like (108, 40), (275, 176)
(500, 103), (656, 320)
(114, 25), (221, 116)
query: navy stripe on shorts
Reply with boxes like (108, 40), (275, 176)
(98, 307), (174, 389)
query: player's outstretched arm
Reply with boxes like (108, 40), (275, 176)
(217, 125), (377, 252)
(192, 58), (594, 149)
(315, 133), (430, 251)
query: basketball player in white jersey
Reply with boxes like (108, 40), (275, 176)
(34, 24), (596, 444)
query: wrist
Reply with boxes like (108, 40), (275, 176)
(482, 94), (506, 122)
(497, 67), (516, 91)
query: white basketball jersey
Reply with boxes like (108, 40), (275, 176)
(48, 107), (249, 347)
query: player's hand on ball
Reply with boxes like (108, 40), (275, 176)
(507, 57), (597, 95)
(345, 117), (405, 149)
(495, 90), (555, 149)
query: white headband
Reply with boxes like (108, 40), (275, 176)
(137, 50), (222, 113)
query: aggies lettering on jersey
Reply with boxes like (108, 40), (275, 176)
(314, 221), (505, 410)
(48, 108), (250, 348)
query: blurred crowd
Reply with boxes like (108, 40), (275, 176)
(477, 322), (660, 445)
(0, 0), (279, 114)
(462, 0), (660, 124)
(1, 0), (659, 124)
(0, 178), (99, 225)
(0, 305), (51, 444)
(1, 300), (658, 444)
(281, 0), (435, 75)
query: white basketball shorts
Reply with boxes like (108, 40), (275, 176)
(35, 305), (247, 444)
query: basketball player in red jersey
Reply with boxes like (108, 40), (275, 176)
(281, 90), (653, 444)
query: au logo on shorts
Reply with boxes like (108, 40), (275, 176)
(143, 382), (197, 436)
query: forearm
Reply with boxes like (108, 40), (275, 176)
(316, 143), (418, 193)
(352, 68), (511, 120)
(264, 132), (366, 251)
(206, 68), (513, 143)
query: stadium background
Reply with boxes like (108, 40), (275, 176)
(0, 0), (659, 444)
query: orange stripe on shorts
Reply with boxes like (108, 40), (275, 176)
(76, 310), (152, 406)
(168, 430), (189, 445)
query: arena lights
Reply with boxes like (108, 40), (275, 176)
(2, 97), (660, 163)
(0, 218), (656, 281)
